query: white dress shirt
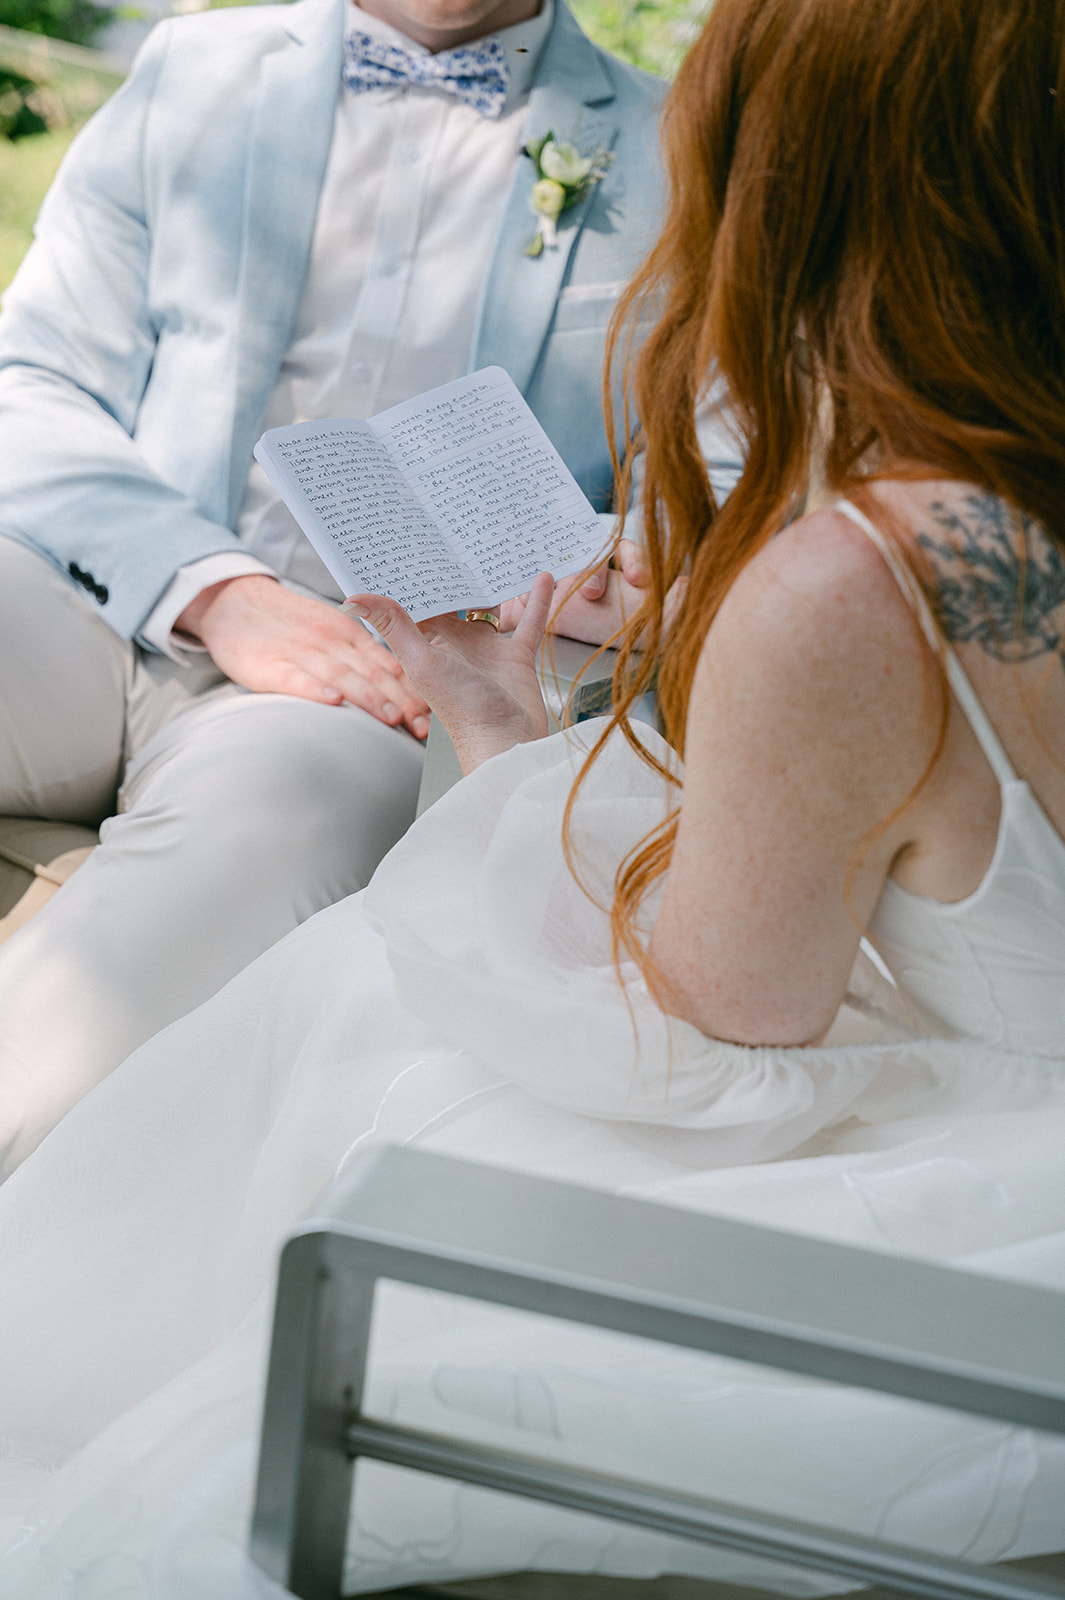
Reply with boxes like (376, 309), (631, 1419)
(144, 0), (553, 657)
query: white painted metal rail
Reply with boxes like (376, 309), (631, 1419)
(250, 1145), (1065, 1600)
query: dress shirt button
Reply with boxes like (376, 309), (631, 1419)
(400, 145), (421, 164)
(350, 360), (373, 383)
(379, 260), (400, 279)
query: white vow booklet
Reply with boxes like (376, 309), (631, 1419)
(253, 367), (608, 621)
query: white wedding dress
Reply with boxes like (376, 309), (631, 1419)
(1, 513), (1064, 1596)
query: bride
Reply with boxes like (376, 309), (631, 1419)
(1, 0), (1064, 1591)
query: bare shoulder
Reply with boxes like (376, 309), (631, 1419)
(702, 508), (929, 706)
(658, 509), (943, 1045)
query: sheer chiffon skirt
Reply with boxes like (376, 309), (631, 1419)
(0, 722), (1062, 1596)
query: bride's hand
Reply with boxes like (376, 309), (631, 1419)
(344, 572), (555, 774)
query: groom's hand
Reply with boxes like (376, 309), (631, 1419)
(499, 538), (651, 644)
(176, 575), (432, 739)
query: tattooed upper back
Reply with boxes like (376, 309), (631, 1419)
(916, 491), (1065, 668)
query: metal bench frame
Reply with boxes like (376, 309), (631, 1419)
(250, 1145), (1065, 1600)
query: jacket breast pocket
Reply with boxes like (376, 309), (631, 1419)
(550, 281), (630, 333)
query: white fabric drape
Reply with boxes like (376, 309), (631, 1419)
(1, 721), (1062, 1596)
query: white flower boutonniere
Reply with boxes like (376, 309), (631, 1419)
(523, 132), (613, 257)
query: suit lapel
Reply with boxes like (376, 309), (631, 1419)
(225, 0), (346, 525)
(472, 5), (619, 395)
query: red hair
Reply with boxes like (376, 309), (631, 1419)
(572, 0), (1065, 975)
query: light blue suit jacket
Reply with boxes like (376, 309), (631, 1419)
(0, 0), (666, 642)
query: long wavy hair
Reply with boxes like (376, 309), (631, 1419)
(572, 0), (1065, 977)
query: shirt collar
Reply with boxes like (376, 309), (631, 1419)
(347, 0), (553, 108)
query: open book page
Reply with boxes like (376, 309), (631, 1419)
(372, 368), (608, 606)
(255, 370), (609, 620)
(252, 421), (473, 615)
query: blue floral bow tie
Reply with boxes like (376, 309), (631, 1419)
(343, 31), (510, 119)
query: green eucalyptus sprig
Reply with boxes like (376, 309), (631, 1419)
(522, 132), (613, 257)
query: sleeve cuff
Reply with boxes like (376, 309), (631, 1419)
(138, 554), (279, 662)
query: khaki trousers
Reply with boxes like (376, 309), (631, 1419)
(0, 536), (424, 1176)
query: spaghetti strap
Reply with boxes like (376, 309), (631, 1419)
(833, 498), (1019, 786)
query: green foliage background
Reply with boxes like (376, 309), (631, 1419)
(0, 0), (112, 46)
(572, 0), (706, 78)
(0, 23), (123, 284)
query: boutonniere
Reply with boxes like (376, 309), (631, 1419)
(522, 132), (613, 257)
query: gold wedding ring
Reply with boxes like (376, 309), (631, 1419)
(465, 609), (500, 631)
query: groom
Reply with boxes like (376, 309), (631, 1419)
(0, 0), (669, 1171)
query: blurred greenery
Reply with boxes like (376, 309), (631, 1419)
(571, 0), (707, 77)
(0, 25), (122, 289)
(0, 122), (73, 285)
(0, 62), (48, 138)
(0, 0), (117, 49)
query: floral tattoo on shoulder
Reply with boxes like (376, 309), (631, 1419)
(916, 492), (1065, 667)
